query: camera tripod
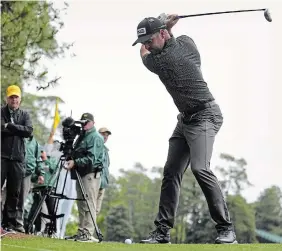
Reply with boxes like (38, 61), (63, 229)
(27, 155), (103, 242)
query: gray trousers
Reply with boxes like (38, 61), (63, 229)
(16, 175), (32, 226)
(154, 104), (233, 232)
(76, 172), (101, 236)
(96, 188), (105, 215)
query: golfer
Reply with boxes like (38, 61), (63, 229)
(132, 14), (237, 244)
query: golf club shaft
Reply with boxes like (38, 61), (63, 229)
(178, 8), (266, 19)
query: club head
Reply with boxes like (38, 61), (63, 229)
(264, 9), (272, 22)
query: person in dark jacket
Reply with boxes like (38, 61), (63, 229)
(1, 85), (33, 232)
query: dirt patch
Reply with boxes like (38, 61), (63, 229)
(2, 232), (35, 239)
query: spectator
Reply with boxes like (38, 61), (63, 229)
(27, 150), (59, 235)
(1, 85), (33, 232)
(96, 127), (112, 215)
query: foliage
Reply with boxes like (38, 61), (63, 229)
(254, 186), (282, 236)
(227, 195), (257, 243)
(1, 0), (73, 102)
(105, 205), (134, 242)
(63, 154), (282, 244)
(215, 153), (252, 196)
(20, 93), (65, 145)
(65, 203), (78, 236)
(1, 1), (70, 144)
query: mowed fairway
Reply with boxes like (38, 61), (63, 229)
(1, 237), (282, 251)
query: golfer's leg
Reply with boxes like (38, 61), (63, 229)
(154, 123), (190, 229)
(185, 120), (232, 230)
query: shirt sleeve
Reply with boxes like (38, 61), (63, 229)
(74, 136), (95, 168)
(93, 136), (104, 169)
(6, 111), (33, 138)
(177, 35), (198, 50)
(142, 53), (158, 74)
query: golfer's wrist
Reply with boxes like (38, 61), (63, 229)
(167, 29), (173, 37)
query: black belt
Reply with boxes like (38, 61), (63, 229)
(182, 100), (216, 117)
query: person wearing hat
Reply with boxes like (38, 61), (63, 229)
(96, 127), (112, 215)
(133, 15), (236, 244)
(1, 85), (33, 232)
(27, 149), (58, 235)
(64, 113), (104, 242)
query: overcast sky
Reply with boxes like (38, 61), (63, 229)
(26, 0), (282, 203)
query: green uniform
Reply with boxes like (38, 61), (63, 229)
(100, 145), (110, 189)
(32, 157), (59, 188)
(24, 137), (41, 177)
(74, 127), (104, 177)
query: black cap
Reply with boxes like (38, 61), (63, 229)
(80, 113), (94, 122)
(132, 17), (166, 46)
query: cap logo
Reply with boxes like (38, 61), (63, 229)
(137, 27), (146, 36)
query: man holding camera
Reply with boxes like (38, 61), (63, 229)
(64, 113), (104, 242)
(1, 85), (33, 232)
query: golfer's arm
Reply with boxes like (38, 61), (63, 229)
(140, 45), (157, 73)
(140, 45), (150, 58)
(167, 28), (173, 37)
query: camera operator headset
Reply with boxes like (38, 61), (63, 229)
(64, 113), (104, 242)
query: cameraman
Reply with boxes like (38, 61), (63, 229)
(64, 113), (104, 242)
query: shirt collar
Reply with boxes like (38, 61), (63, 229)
(164, 37), (176, 49)
(85, 126), (96, 135)
(8, 106), (19, 114)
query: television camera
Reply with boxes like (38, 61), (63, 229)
(59, 117), (88, 158)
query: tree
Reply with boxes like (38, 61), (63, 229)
(1, 1), (71, 142)
(117, 163), (159, 240)
(227, 195), (257, 243)
(105, 205), (134, 242)
(255, 186), (282, 236)
(215, 153), (252, 196)
(20, 93), (65, 144)
(65, 203), (78, 236)
(1, 1), (73, 101)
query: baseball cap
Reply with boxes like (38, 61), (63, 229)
(132, 17), (166, 46)
(99, 127), (112, 135)
(6, 85), (21, 97)
(80, 113), (94, 122)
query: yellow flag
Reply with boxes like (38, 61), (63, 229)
(52, 98), (60, 130)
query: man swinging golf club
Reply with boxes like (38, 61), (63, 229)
(132, 14), (237, 244)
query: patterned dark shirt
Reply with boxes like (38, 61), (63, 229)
(142, 35), (214, 112)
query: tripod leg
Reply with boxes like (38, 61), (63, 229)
(27, 191), (47, 234)
(75, 170), (103, 242)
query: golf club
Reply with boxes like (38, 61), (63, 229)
(177, 8), (272, 22)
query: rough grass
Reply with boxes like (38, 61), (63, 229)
(1, 236), (282, 251)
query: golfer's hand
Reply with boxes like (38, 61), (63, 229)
(166, 14), (179, 29)
(64, 160), (75, 170)
(38, 176), (44, 184)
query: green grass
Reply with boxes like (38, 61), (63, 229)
(1, 237), (282, 251)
